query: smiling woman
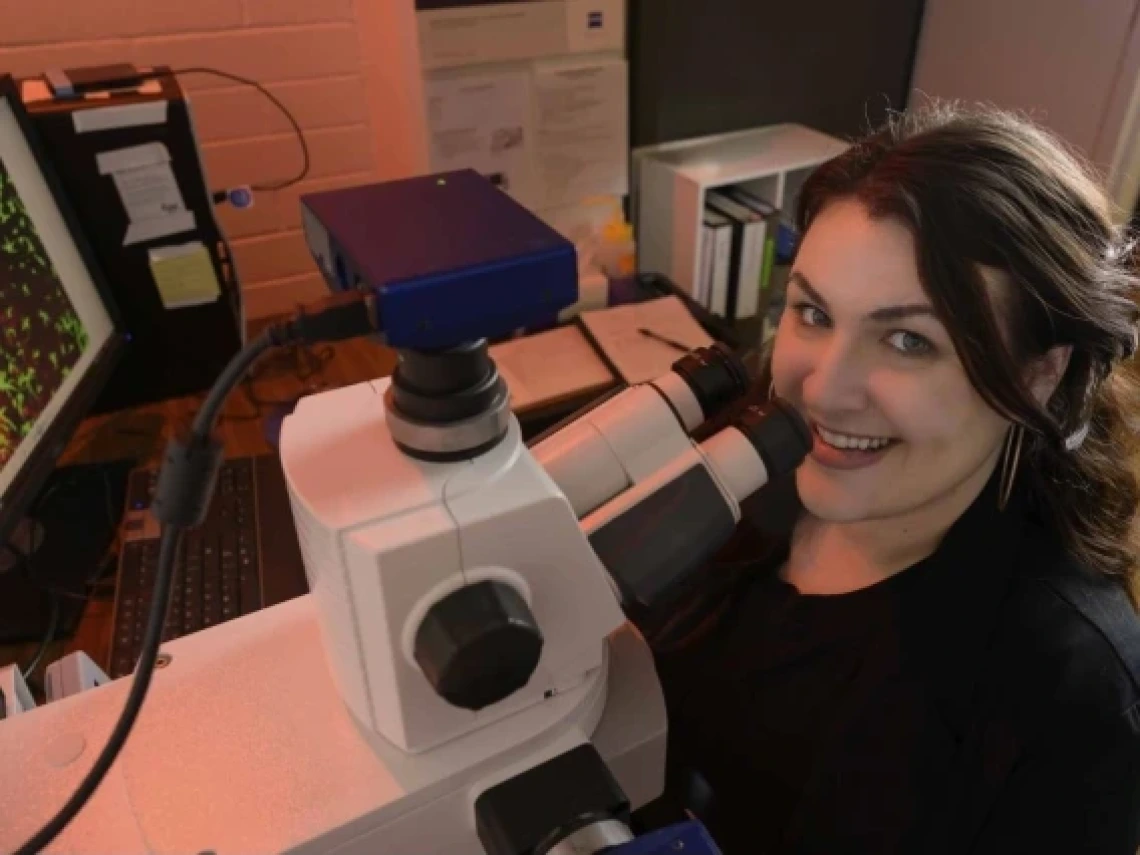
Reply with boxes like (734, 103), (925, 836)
(772, 201), (1017, 556)
(776, 110), (1140, 593)
(633, 103), (1140, 854)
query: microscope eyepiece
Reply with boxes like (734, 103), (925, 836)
(670, 343), (751, 421)
(733, 397), (813, 480)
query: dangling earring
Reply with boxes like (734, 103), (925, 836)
(998, 424), (1024, 510)
(768, 379), (776, 400)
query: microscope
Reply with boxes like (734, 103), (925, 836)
(0, 170), (809, 855)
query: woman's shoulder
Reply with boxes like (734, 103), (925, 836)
(993, 524), (1140, 725)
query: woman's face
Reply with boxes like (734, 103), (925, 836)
(771, 199), (1009, 524)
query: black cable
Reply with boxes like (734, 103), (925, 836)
(238, 343), (336, 418)
(10, 526), (181, 855)
(215, 342), (335, 425)
(192, 333), (277, 436)
(21, 594), (60, 682)
(12, 295), (376, 855)
(10, 341), (268, 855)
(141, 66), (310, 192)
(5, 465), (120, 605)
(6, 532), (117, 603)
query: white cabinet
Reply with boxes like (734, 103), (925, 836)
(633, 124), (847, 296)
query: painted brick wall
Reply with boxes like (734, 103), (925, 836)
(0, 0), (427, 319)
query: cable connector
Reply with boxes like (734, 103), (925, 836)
(272, 291), (380, 346)
(152, 432), (225, 528)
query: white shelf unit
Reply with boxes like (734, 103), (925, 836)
(633, 124), (848, 296)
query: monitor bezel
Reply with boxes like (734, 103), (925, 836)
(0, 73), (126, 545)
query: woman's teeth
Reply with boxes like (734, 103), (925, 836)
(817, 426), (893, 451)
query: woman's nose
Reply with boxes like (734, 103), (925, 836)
(801, 340), (868, 414)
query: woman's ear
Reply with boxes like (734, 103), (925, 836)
(1027, 344), (1072, 405)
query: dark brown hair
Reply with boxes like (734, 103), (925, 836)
(650, 104), (1140, 651)
(800, 102), (1140, 601)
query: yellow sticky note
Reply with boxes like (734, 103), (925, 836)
(148, 241), (220, 309)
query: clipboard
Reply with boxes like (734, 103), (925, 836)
(577, 295), (715, 385)
(489, 324), (617, 413)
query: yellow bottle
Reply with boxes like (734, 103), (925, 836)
(597, 217), (637, 303)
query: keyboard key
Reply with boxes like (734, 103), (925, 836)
(119, 550), (142, 597)
(204, 587), (220, 624)
(113, 457), (273, 674)
(239, 559), (260, 610)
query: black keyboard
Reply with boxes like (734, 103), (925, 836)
(110, 458), (263, 678)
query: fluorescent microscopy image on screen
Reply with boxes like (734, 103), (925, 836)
(0, 159), (88, 467)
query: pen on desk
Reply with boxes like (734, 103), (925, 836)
(638, 327), (692, 354)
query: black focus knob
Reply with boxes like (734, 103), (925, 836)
(413, 580), (544, 711)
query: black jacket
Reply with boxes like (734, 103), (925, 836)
(638, 475), (1140, 853)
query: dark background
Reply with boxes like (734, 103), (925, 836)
(628, 0), (927, 147)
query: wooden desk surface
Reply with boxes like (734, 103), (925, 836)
(1, 337), (396, 691)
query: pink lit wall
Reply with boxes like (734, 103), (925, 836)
(0, 0), (429, 318)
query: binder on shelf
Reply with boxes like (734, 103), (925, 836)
(706, 189), (766, 321)
(723, 185), (780, 293)
(699, 208), (727, 307)
(761, 233), (777, 297)
(723, 184), (777, 215)
(703, 206), (732, 316)
(725, 186), (792, 334)
(632, 123), (847, 304)
(776, 219), (800, 263)
(698, 213), (712, 306)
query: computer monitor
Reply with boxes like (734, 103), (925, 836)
(0, 73), (123, 547)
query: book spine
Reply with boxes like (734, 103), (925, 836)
(722, 218), (743, 320)
(698, 224), (714, 307)
(761, 230), (777, 294)
(734, 220), (765, 319)
(710, 226), (731, 316)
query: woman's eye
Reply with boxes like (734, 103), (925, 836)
(886, 330), (934, 356)
(794, 303), (830, 328)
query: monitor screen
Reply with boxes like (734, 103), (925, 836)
(0, 95), (115, 500)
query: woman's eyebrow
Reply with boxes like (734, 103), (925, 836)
(789, 270), (936, 322)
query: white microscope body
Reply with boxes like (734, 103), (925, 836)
(0, 171), (811, 855)
(281, 376), (627, 757)
(0, 354), (806, 855)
